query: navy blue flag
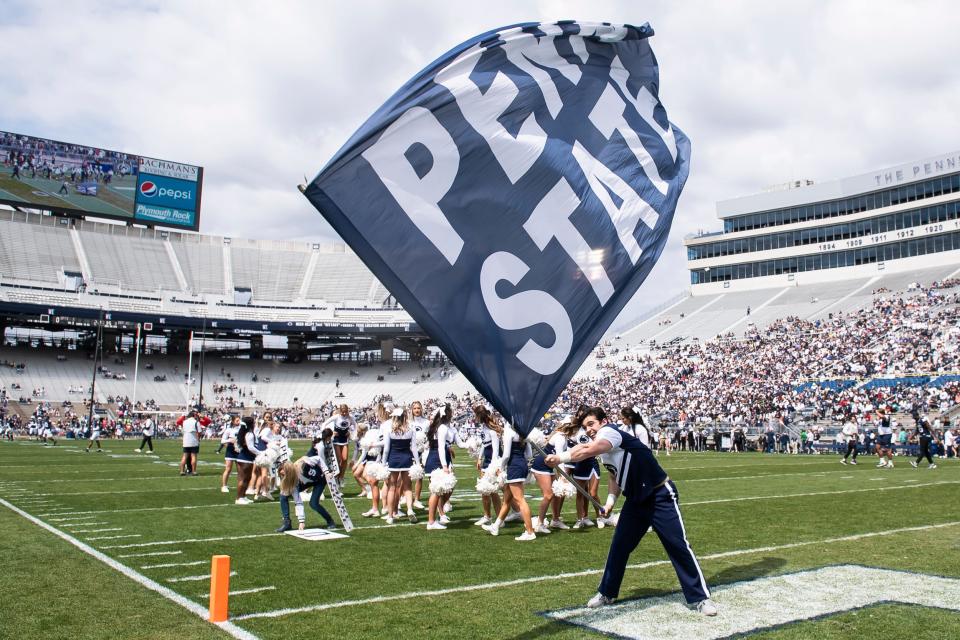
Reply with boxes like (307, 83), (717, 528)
(303, 21), (690, 435)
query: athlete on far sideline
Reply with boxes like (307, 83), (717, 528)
(85, 418), (103, 453)
(875, 408), (894, 469)
(546, 406), (717, 616)
(839, 417), (859, 465)
(911, 415), (938, 469)
(134, 414), (155, 453)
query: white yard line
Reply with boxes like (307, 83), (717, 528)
(234, 520), (960, 621)
(118, 550), (182, 558)
(48, 515), (101, 522)
(37, 487), (214, 497)
(63, 522), (108, 528)
(168, 571), (236, 583)
(683, 480), (960, 506)
(71, 527), (123, 534)
(0, 498), (258, 640)
(4, 475), (191, 485)
(99, 533), (280, 550)
(142, 560), (208, 570)
(86, 534), (142, 541)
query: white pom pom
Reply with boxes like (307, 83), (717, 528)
(429, 469), (457, 495)
(464, 436), (482, 459)
(552, 478), (578, 498)
(364, 461), (389, 482)
(475, 474), (501, 496)
(408, 463), (424, 481)
(526, 429), (546, 449)
(414, 432), (428, 449)
(359, 431), (381, 450)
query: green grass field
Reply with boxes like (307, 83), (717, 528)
(0, 166), (136, 218)
(1, 439), (958, 640)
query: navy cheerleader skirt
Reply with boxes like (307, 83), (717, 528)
(387, 439), (414, 471)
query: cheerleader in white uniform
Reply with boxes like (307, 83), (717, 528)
(529, 422), (569, 534)
(350, 422), (371, 497)
(232, 416), (258, 505)
(220, 415), (240, 493)
(323, 404), (356, 485)
(482, 422), (536, 541)
(275, 429), (336, 532)
(424, 404), (454, 529)
(380, 407), (421, 524)
(357, 416), (386, 517)
(473, 405), (502, 526)
(409, 401), (430, 509)
(573, 426), (603, 528)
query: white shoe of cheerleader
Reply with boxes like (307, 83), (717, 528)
(515, 531), (536, 541)
(474, 516), (491, 526)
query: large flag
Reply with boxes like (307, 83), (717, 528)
(303, 21), (690, 435)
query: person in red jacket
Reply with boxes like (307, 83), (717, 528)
(177, 408), (211, 476)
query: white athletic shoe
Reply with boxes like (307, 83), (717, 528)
(380, 513), (390, 520)
(220, 486), (229, 493)
(550, 519), (570, 530)
(850, 460), (857, 465)
(929, 463), (938, 469)
(234, 497), (252, 505)
(504, 510), (522, 523)
(572, 519), (586, 529)
(439, 514), (451, 525)
(413, 500), (425, 510)
(245, 487), (256, 496)
(696, 599), (719, 616)
(886, 462), (894, 469)
(876, 461), (886, 468)
(407, 511), (418, 524)
(587, 593), (615, 608)
(426, 522), (447, 530)
(482, 522), (500, 536)
(362, 508), (378, 517)
(535, 524), (552, 535)
(134, 448), (141, 453)
(515, 531), (536, 541)
(474, 516), (491, 527)
(840, 459), (847, 465)
(385, 516), (394, 525)
(910, 461), (919, 468)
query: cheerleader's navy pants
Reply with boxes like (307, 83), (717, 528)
(598, 480), (710, 604)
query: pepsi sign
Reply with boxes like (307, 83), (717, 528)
(303, 21), (690, 434)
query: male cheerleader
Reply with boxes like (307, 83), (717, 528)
(546, 407), (717, 616)
(875, 409), (894, 468)
(839, 417), (859, 465)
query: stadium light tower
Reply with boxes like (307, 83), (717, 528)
(85, 307), (104, 433)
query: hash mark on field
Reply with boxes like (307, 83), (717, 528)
(117, 550), (182, 558)
(48, 515), (100, 522)
(229, 586), (276, 596)
(167, 571), (236, 583)
(72, 527), (123, 534)
(142, 560), (207, 570)
(63, 522), (108, 528)
(86, 534), (141, 541)
(99, 533), (280, 550)
(233, 521), (960, 621)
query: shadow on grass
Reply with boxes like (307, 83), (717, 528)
(708, 556), (787, 585)
(504, 618), (576, 640)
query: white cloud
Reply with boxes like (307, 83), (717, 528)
(1, 0), (958, 324)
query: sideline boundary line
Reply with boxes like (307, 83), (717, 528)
(0, 498), (259, 640)
(234, 520), (960, 620)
